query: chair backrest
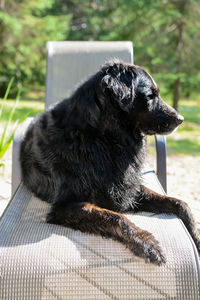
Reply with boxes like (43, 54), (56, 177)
(45, 41), (133, 109)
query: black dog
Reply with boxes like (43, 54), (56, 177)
(20, 60), (199, 265)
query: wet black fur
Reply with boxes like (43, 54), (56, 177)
(20, 60), (182, 209)
(20, 60), (199, 264)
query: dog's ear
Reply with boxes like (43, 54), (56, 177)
(101, 68), (135, 112)
(66, 78), (101, 130)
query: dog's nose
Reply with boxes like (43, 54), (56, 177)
(177, 114), (184, 124)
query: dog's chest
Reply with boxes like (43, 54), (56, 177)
(79, 135), (142, 176)
(76, 135), (144, 210)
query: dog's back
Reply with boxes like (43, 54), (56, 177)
(20, 112), (53, 202)
(20, 66), (145, 210)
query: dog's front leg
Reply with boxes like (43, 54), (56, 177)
(138, 186), (200, 251)
(47, 201), (166, 265)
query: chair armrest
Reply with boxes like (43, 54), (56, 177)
(155, 135), (167, 193)
(12, 117), (34, 196)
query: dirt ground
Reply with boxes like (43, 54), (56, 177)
(147, 153), (200, 204)
(166, 155), (200, 203)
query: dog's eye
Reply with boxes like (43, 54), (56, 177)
(147, 94), (154, 100)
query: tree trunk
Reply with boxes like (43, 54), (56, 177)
(172, 0), (188, 110)
(0, 1), (5, 10)
(173, 77), (181, 111)
(172, 18), (184, 110)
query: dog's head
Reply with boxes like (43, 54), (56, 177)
(99, 60), (184, 135)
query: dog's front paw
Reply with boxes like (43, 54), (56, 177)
(131, 230), (166, 266)
(143, 240), (166, 266)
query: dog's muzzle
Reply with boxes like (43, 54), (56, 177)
(176, 114), (184, 125)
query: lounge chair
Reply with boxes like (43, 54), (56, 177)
(0, 41), (199, 299)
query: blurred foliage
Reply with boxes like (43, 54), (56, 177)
(0, 78), (29, 165)
(0, 0), (71, 96)
(1, 0), (200, 108)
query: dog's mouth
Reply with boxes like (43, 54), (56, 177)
(160, 114), (184, 135)
(139, 115), (184, 136)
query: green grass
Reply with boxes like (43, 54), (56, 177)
(0, 99), (44, 125)
(177, 100), (200, 124)
(1, 98), (200, 156)
(166, 100), (200, 155)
